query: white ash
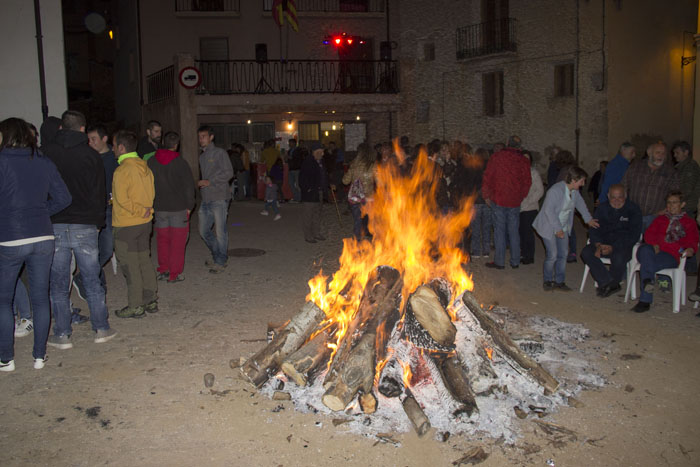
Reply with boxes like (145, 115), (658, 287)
(259, 295), (607, 444)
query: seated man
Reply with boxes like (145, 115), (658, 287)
(581, 184), (642, 298)
(631, 191), (699, 313)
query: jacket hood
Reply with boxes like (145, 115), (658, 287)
(53, 129), (89, 149)
(121, 155), (151, 174)
(154, 148), (179, 165)
(39, 117), (61, 147)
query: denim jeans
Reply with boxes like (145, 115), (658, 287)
(636, 244), (678, 304)
(50, 224), (110, 336)
(235, 170), (250, 200)
(471, 203), (493, 256)
(492, 204), (520, 267)
(288, 170), (301, 202)
(542, 234), (569, 283)
(0, 240), (54, 361)
(76, 207), (112, 291)
(198, 199), (229, 266)
(519, 209), (537, 262)
(349, 202), (369, 239)
(264, 201), (280, 216)
(13, 278), (31, 320)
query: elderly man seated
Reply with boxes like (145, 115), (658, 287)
(631, 191), (699, 313)
(581, 184), (642, 298)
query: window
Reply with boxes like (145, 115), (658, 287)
(299, 122), (320, 141)
(423, 43), (435, 62)
(482, 71), (504, 116)
(200, 37), (229, 94)
(554, 63), (575, 97)
(252, 123), (275, 143)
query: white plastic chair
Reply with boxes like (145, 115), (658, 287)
(625, 252), (688, 313)
(579, 240), (635, 294)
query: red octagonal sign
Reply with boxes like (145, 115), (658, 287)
(179, 66), (202, 89)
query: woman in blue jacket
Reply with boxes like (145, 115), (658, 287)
(533, 166), (599, 291)
(0, 118), (71, 371)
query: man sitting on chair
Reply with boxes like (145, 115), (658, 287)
(581, 184), (642, 298)
(630, 190), (699, 313)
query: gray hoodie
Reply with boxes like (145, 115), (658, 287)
(199, 143), (233, 202)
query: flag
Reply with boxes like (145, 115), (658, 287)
(272, 0), (298, 32)
(272, 0), (284, 28)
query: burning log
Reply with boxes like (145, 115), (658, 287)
(436, 355), (478, 417)
(240, 302), (325, 387)
(322, 267), (403, 411)
(404, 283), (456, 352)
(461, 291), (560, 395)
(402, 393), (431, 437)
(280, 329), (332, 387)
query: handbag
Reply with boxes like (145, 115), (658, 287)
(347, 178), (366, 205)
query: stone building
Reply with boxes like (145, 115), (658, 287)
(115, 0), (698, 175)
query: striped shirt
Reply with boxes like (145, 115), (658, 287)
(620, 160), (679, 216)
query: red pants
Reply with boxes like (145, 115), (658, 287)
(155, 226), (189, 280)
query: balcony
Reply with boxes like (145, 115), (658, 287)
(190, 59), (398, 95)
(262, 0), (385, 13)
(146, 65), (175, 103)
(175, 0), (240, 13)
(456, 18), (516, 59)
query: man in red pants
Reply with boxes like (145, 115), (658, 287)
(147, 132), (195, 282)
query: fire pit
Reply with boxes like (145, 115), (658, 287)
(239, 143), (603, 443)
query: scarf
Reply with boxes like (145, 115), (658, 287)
(664, 212), (686, 243)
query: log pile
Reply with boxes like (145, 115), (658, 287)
(240, 268), (560, 437)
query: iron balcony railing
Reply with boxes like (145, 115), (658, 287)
(262, 0), (384, 13)
(456, 18), (516, 59)
(146, 65), (175, 103)
(175, 0), (240, 12)
(193, 59), (399, 94)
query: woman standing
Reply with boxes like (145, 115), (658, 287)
(342, 143), (376, 240)
(0, 118), (71, 371)
(533, 166), (598, 291)
(519, 151), (544, 264)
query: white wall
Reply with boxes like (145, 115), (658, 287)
(0, 0), (67, 130)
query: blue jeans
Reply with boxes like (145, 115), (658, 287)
(350, 202), (369, 239)
(265, 200), (279, 216)
(471, 203), (493, 256)
(50, 224), (110, 336)
(0, 240), (54, 361)
(492, 204), (520, 267)
(636, 244), (678, 304)
(288, 170), (301, 202)
(13, 278), (31, 320)
(198, 200), (229, 266)
(542, 234), (569, 283)
(235, 170), (251, 200)
(98, 207), (114, 267)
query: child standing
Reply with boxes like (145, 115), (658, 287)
(261, 176), (281, 220)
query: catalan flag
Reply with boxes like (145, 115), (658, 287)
(273, 0), (298, 32)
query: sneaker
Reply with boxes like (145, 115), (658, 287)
(471, 254), (482, 259)
(48, 334), (73, 350)
(0, 360), (15, 372)
(274, 214), (281, 221)
(144, 300), (158, 314)
(485, 262), (505, 270)
(168, 274), (185, 283)
(72, 276), (86, 301)
(115, 305), (146, 319)
(260, 210), (269, 216)
(543, 281), (554, 291)
(689, 288), (700, 302)
(657, 278), (670, 293)
(209, 263), (226, 274)
(94, 328), (118, 343)
(156, 272), (169, 281)
(553, 282), (573, 292)
(14, 318), (33, 338)
(632, 301), (651, 313)
(566, 254), (577, 263)
(34, 356), (48, 370)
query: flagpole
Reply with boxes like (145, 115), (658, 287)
(285, 21), (290, 61)
(279, 24), (283, 61)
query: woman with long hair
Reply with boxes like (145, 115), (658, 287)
(342, 142), (377, 240)
(0, 118), (71, 371)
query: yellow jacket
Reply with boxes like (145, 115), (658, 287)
(112, 153), (155, 227)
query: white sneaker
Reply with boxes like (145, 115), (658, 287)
(94, 328), (118, 344)
(274, 214), (281, 221)
(15, 318), (34, 337)
(34, 356), (48, 370)
(260, 210), (269, 216)
(0, 360), (15, 372)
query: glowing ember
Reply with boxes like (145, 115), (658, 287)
(485, 347), (494, 361)
(306, 140), (475, 354)
(400, 360), (413, 387)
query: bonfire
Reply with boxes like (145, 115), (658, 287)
(240, 143), (592, 442)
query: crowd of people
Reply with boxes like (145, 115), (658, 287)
(2, 109), (699, 372)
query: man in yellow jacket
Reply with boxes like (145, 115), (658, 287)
(112, 130), (156, 318)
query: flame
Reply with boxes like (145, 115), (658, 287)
(485, 346), (493, 360)
(400, 360), (413, 387)
(306, 139), (475, 358)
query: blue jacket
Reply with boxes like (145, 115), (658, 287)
(589, 200), (642, 260)
(598, 154), (630, 203)
(533, 181), (592, 240)
(0, 147), (72, 243)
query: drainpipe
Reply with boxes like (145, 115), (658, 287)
(574, 0), (581, 163)
(33, 0), (49, 121)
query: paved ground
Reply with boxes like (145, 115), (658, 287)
(1, 200), (699, 466)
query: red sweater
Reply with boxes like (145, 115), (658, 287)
(482, 148), (532, 208)
(643, 213), (699, 263)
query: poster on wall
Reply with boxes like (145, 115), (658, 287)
(344, 123), (366, 152)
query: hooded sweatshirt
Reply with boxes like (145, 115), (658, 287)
(147, 149), (195, 212)
(112, 152), (155, 227)
(43, 129), (106, 227)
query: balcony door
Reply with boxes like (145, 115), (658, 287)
(200, 37), (229, 94)
(481, 0), (509, 51)
(337, 39), (374, 93)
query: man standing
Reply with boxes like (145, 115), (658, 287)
(580, 184), (642, 298)
(43, 110), (116, 349)
(197, 125), (233, 273)
(598, 142), (635, 204)
(672, 141), (700, 218)
(136, 120), (162, 158)
(112, 130), (157, 318)
(482, 147), (531, 269)
(147, 132), (195, 282)
(620, 141), (680, 230)
(287, 138), (302, 203)
(300, 143), (330, 243)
